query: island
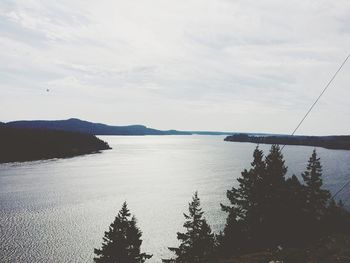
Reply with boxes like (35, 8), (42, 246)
(0, 126), (111, 163)
(224, 133), (350, 150)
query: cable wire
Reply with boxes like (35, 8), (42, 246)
(281, 54), (350, 151)
(332, 178), (350, 199)
(278, 53), (350, 199)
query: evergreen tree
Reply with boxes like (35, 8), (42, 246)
(302, 149), (330, 220)
(94, 202), (152, 263)
(221, 145), (292, 252)
(165, 192), (216, 263)
(220, 147), (266, 253)
(324, 199), (350, 235)
(263, 145), (288, 199)
(217, 209), (245, 257)
(284, 175), (307, 245)
(218, 145), (350, 260)
(259, 145), (289, 247)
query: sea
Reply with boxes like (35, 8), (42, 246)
(1, 135), (349, 262)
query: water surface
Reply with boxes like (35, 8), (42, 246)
(1, 136), (349, 262)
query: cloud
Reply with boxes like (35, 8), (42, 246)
(1, 0), (350, 134)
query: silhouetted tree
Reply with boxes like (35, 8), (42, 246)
(227, 145), (288, 250)
(218, 145), (350, 260)
(302, 149), (330, 220)
(220, 145), (305, 253)
(217, 209), (245, 257)
(164, 192), (216, 263)
(284, 174), (307, 245)
(324, 199), (350, 235)
(94, 202), (152, 263)
(220, 147), (266, 253)
(299, 150), (331, 240)
(259, 145), (289, 247)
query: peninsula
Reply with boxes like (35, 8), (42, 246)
(0, 126), (111, 163)
(224, 133), (350, 150)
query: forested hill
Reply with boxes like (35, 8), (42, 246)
(0, 126), (111, 163)
(6, 118), (191, 136)
(224, 133), (350, 150)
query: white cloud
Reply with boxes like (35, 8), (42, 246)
(1, 0), (350, 134)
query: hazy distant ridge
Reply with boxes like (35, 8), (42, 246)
(6, 118), (191, 136)
(3, 118), (254, 136)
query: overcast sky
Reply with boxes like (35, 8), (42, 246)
(1, 0), (350, 135)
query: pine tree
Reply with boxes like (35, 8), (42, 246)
(218, 145), (350, 259)
(264, 145), (288, 195)
(221, 147), (265, 218)
(220, 147), (266, 253)
(324, 199), (350, 235)
(260, 145), (289, 247)
(220, 145), (292, 252)
(165, 192), (216, 263)
(302, 149), (330, 220)
(217, 209), (245, 257)
(284, 175), (307, 245)
(94, 202), (152, 263)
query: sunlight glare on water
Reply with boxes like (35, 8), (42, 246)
(1, 135), (350, 262)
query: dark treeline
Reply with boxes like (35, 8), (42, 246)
(0, 126), (110, 163)
(225, 133), (350, 150)
(94, 145), (350, 263)
(217, 146), (350, 262)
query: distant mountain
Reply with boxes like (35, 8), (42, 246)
(5, 118), (191, 136)
(224, 133), (350, 150)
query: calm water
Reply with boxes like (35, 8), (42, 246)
(1, 135), (350, 262)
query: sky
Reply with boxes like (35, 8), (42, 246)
(1, 0), (350, 135)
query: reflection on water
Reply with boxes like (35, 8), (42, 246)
(1, 136), (349, 262)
